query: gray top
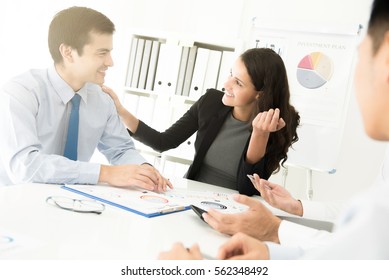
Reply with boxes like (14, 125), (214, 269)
(196, 112), (251, 190)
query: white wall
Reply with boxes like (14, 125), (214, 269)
(1, 0), (386, 202)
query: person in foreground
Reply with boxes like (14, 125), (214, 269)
(0, 6), (171, 192)
(103, 48), (300, 196)
(158, 0), (389, 259)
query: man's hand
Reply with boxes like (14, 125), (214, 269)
(204, 194), (281, 243)
(218, 232), (270, 260)
(158, 243), (203, 260)
(252, 173), (303, 216)
(99, 164), (173, 192)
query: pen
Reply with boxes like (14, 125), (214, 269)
(186, 247), (216, 260)
(160, 206), (186, 214)
(247, 174), (272, 190)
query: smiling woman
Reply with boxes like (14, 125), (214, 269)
(102, 47), (300, 196)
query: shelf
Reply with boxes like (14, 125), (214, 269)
(124, 87), (157, 98)
(124, 33), (236, 175)
(124, 87), (196, 105)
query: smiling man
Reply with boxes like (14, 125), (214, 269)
(0, 6), (171, 192)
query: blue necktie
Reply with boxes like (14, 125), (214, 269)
(64, 94), (81, 160)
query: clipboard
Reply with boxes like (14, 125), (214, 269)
(62, 185), (190, 218)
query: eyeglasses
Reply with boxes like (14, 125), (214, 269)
(46, 196), (105, 215)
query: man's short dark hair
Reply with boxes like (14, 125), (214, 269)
(368, 0), (389, 54)
(48, 6), (115, 63)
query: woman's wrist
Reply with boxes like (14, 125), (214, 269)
(292, 199), (303, 216)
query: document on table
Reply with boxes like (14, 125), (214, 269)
(164, 189), (249, 214)
(62, 185), (248, 218)
(62, 185), (190, 218)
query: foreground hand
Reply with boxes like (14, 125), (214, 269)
(252, 108), (286, 136)
(158, 243), (203, 260)
(203, 194), (281, 243)
(99, 164), (173, 192)
(218, 232), (269, 260)
(252, 173), (303, 216)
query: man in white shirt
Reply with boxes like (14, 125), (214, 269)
(159, 0), (389, 259)
(0, 6), (171, 192)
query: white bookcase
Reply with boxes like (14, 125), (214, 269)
(123, 33), (236, 178)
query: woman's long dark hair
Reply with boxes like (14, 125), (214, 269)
(241, 48), (300, 175)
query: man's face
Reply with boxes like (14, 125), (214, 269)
(354, 33), (389, 140)
(71, 31), (114, 86)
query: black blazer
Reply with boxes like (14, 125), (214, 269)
(131, 89), (270, 196)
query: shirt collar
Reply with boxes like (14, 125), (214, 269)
(48, 65), (89, 105)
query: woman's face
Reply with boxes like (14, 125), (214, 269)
(222, 57), (259, 110)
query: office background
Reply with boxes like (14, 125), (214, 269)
(0, 0), (385, 202)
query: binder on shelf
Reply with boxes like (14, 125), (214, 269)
(145, 40), (161, 91)
(151, 95), (171, 131)
(153, 43), (183, 95)
(125, 37), (139, 87)
(216, 50), (236, 91)
(130, 38), (145, 88)
(189, 47), (210, 99)
(173, 132), (196, 160)
(170, 96), (192, 123)
(123, 92), (139, 114)
(202, 49), (222, 92)
(137, 39), (153, 90)
(181, 45), (198, 97)
(161, 160), (191, 179)
(175, 46), (190, 95)
(137, 95), (155, 124)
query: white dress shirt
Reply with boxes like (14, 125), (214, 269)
(270, 199), (344, 254)
(0, 66), (145, 186)
(300, 199), (344, 222)
(267, 145), (389, 259)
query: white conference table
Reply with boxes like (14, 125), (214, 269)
(0, 177), (332, 260)
(0, 178), (246, 260)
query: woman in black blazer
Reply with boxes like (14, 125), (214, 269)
(103, 48), (300, 196)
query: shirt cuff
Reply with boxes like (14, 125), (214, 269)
(278, 220), (332, 251)
(77, 162), (101, 184)
(265, 241), (303, 260)
(300, 200), (341, 222)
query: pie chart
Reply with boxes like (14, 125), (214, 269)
(296, 52), (333, 89)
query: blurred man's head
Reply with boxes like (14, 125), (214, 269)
(354, 0), (389, 140)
